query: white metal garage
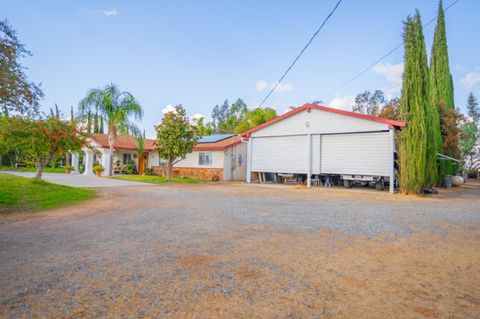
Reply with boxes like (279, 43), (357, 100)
(242, 104), (406, 193)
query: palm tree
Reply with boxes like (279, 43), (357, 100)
(79, 83), (143, 176)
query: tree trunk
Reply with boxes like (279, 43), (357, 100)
(107, 133), (115, 176)
(35, 160), (46, 180)
(35, 153), (53, 180)
(167, 158), (173, 182)
(8, 152), (16, 168)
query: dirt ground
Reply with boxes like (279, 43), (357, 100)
(1, 181), (479, 318)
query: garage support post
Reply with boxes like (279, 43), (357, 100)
(307, 133), (312, 188)
(389, 128), (395, 194)
(246, 138), (252, 183)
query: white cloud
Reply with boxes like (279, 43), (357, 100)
(255, 80), (294, 93)
(191, 113), (204, 120)
(327, 95), (355, 111)
(274, 82), (294, 92)
(102, 9), (117, 16)
(256, 80), (268, 92)
(161, 104), (176, 114)
(372, 62), (403, 94)
(460, 68), (480, 89)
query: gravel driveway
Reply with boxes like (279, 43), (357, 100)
(1, 181), (479, 317)
(2, 171), (148, 187)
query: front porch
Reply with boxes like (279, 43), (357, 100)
(71, 148), (149, 176)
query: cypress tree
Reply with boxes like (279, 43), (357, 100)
(70, 106), (75, 125)
(99, 115), (104, 134)
(87, 111), (92, 133)
(430, 0), (455, 179)
(93, 113), (99, 133)
(399, 12), (428, 194)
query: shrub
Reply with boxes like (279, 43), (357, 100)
(124, 160), (136, 174)
(93, 165), (105, 173)
(64, 165), (74, 173)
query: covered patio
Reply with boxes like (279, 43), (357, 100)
(71, 134), (157, 176)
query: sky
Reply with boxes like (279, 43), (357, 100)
(1, 0), (479, 137)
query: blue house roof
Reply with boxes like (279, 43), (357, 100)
(198, 133), (235, 143)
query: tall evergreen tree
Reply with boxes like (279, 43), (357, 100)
(99, 115), (104, 134)
(466, 93), (479, 123)
(86, 111), (92, 133)
(399, 12), (428, 194)
(70, 106), (75, 124)
(430, 0), (456, 178)
(93, 113), (99, 133)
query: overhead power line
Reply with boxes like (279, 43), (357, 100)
(259, 0), (343, 107)
(321, 0), (460, 98)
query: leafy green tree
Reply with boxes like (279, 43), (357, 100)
(378, 97), (400, 120)
(191, 116), (213, 137)
(211, 98), (248, 133)
(0, 115), (28, 167)
(234, 107), (277, 134)
(0, 20), (43, 117)
(211, 99), (230, 132)
(155, 105), (198, 181)
(466, 93), (479, 123)
(459, 120), (479, 172)
(430, 0), (456, 177)
(399, 12), (428, 194)
(0, 115), (86, 180)
(79, 83), (143, 175)
(439, 103), (462, 162)
(353, 90), (386, 116)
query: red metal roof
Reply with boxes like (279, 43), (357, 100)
(88, 133), (242, 152)
(240, 103), (406, 137)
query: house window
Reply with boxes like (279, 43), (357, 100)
(159, 158), (167, 167)
(198, 152), (212, 166)
(123, 153), (132, 165)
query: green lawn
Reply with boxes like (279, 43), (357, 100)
(113, 175), (205, 184)
(0, 173), (96, 214)
(0, 166), (65, 173)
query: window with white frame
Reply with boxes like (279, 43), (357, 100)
(198, 152), (212, 166)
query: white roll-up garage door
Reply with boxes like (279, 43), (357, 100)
(320, 132), (390, 176)
(251, 135), (307, 173)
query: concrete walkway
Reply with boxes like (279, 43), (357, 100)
(3, 171), (149, 188)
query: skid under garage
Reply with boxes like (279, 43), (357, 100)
(242, 104), (406, 193)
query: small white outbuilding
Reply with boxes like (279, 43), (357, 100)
(241, 104), (406, 193)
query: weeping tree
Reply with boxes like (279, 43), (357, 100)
(430, 0), (456, 180)
(79, 83), (143, 176)
(399, 12), (429, 194)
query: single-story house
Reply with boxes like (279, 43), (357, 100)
(241, 103), (406, 193)
(72, 133), (247, 181)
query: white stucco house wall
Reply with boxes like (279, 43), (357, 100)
(72, 133), (247, 181)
